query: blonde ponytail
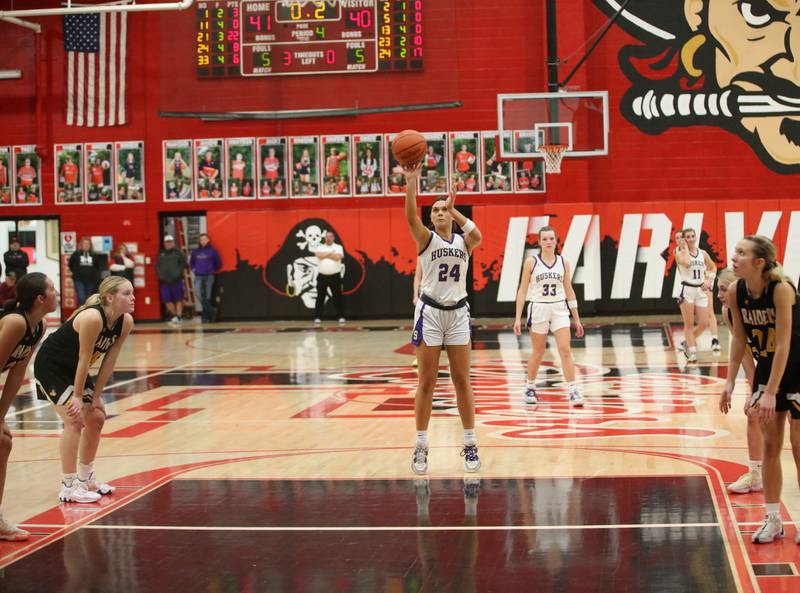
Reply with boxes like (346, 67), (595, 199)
(744, 235), (795, 288)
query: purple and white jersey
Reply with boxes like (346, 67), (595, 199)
(418, 231), (469, 305)
(526, 255), (566, 303)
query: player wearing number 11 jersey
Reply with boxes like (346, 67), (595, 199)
(513, 226), (584, 407)
(674, 228), (717, 362)
(403, 162), (482, 476)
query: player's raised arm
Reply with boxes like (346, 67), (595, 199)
(403, 162), (431, 251)
(445, 184), (482, 253)
(674, 235), (690, 267)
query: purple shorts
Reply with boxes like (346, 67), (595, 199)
(160, 281), (185, 304)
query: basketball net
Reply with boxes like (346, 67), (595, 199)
(538, 144), (567, 174)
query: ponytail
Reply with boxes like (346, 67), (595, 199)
(0, 273), (49, 319)
(68, 294), (102, 320)
(765, 261), (794, 288)
(744, 235), (795, 288)
(1, 299), (20, 317)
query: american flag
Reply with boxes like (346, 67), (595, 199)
(63, 12), (127, 127)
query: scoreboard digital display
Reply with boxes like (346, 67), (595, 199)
(196, 0), (424, 77)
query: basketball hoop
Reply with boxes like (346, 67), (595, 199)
(538, 144), (567, 174)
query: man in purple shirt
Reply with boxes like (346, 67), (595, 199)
(189, 233), (222, 322)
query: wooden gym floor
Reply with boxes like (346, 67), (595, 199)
(0, 317), (798, 592)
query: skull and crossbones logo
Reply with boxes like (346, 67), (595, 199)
(295, 224), (326, 254)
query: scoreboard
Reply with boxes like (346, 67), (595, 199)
(196, 0), (424, 77)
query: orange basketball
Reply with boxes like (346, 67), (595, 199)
(391, 130), (427, 166)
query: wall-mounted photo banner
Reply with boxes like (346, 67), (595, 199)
(195, 138), (225, 200)
(54, 143), (84, 205)
(84, 142), (115, 203)
(163, 140), (194, 201)
(290, 136), (320, 198)
(384, 132), (407, 196)
(225, 137), (256, 200)
(257, 137), (288, 199)
(419, 132), (448, 196)
(449, 131), (480, 194)
(353, 134), (383, 196)
(0, 147), (10, 206)
(513, 131), (545, 193)
(116, 141), (145, 203)
(13, 145), (41, 206)
(321, 135), (351, 198)
(482, 132), (513, 193)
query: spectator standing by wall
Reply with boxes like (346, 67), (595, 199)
(3, 239), (29, 279)
(314, 231), (346, 326)
(0, 272), (16, 303)
(157, 235), (187, 324)
(109, 244), (135, 283)
(189, 234), (221, 322)
(68, 238), (101, 306)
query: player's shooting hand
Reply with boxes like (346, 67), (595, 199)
(402, 161), (423, 181)
(446, 183), (457, 211)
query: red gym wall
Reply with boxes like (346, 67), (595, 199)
(1, 0), (799, 319)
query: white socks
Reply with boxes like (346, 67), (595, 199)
(749, 460), (762, 474)
(765, 502), (780, 517)
(463, 429), (476, 446)
(525, 378), (536, 388)
(63, 472), (78, 486)
(78, 462), (93, 481)
(416, 430), (478, 446)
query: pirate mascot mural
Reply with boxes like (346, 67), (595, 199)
(594, 0), (800, 173)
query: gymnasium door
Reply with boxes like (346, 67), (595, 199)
(0, 217), (61, 320)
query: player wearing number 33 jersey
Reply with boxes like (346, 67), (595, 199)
(514, 226), (584, 407)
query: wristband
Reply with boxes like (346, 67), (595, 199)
(461, 218), (476, 235)
(568, 299), (578, 310)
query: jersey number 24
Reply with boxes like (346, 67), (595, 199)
(438, 263), (461, 282)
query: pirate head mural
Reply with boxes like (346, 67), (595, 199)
(265, 218), (365, 309)
(594, 0), (800, 172)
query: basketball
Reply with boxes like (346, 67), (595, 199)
(391, 130), (427, 166)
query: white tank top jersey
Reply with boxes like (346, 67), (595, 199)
(526, 254), (566, 303)
(419, 231), (469, 305)
(677, 248), (706, 286)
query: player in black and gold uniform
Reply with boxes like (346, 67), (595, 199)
(717, 268), (762, 495)
(34, 276), (134, 504)
(0, 273), (57, 539)
(722, 235), (800, 544)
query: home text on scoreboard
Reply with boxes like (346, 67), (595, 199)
(195, 0), (424, 77)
